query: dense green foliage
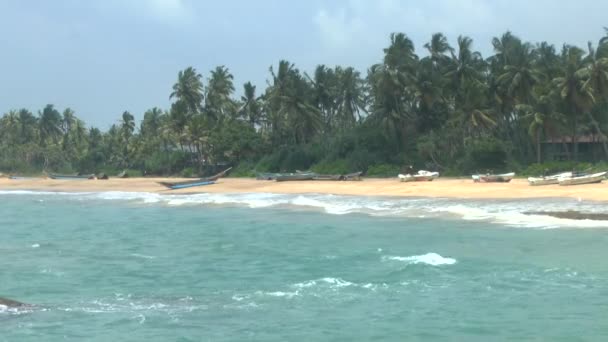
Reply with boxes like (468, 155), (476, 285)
(2, 30), (608, 176)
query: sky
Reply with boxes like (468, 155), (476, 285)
(1, 0), (607, 129)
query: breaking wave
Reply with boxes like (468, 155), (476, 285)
(383, 253), (457, 266)
(1, 190), (608, 228)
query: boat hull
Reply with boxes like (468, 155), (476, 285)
(398, 171), (439, 182)
(472, 172), (515, 183)
(527, 172), (572, 186)
(159, 180), (216, 190)
(558, 172), (606, 186)
(49, 174), (95, 180)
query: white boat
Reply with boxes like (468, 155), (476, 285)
(527, 172), (572, 186)
(472, 172), (515, 183)
(558, 172), (606, 186)
(398, 170), (439, 182)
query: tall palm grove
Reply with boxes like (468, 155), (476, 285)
(2, 30), (608, 176)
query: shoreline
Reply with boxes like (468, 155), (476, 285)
(1, 177), (608, 202)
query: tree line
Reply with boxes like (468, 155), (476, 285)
(2, 29), (608, 177)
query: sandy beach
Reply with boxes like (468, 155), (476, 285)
(1, 177), (607, 201)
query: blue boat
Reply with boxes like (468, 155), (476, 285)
(159, 180), (216, 190)
(157, 167), (230, 190)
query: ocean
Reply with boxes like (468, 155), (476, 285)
(1, 191), (608, 341)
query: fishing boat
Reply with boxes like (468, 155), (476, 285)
(159, 180), (216, 190)
(527, 172), (572, 186)
(9, 176), (43, 180)
(158, 167), (231, 190)
(343, 171), (363, 181)
(398, 170), (439, 182)
(274, 172), (316, 182)
(312, 171), (363, 181)
(472, 172), (515, 183)
(49, 173), (96, 180)
(558, 171), (606, 186)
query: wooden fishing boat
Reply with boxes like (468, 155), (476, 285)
(9, 176), (43, 180)
(312, 171), (363, 181)
(558, 171), (606, 186)
(343, 171), (363, 181)
(158, 167), (231, 189)
(275, 172), (316, 182)
(159, 180), (216, 190)
(256, 172), (279, 180)
(49, 173), (96, 180)
(472, 172), (515, 183)
(398, 170), (439, 182)
(527, 172), (572, 186)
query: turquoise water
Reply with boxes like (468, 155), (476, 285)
(1, 191), (608, 341)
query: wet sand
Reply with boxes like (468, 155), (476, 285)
(1, 177), (607, 201)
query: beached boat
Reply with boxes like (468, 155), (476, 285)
(558, 171), (606, 186)
(49, 173), (96, 180)
(275, 172), (316, 182)
(160, 180), (216, 190)
(472, 172), (515, 183)
(527, 172), (572, 186)
(398, 170), (439, 182)
(9, 176), (43, 180)
(158, 167), (231, 189)
(312, 171), (363, 181)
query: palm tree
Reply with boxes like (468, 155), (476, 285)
(579, 41), (608, 157)
(170, 67), (204, 115)
(496, 42), (541, 104)
(383, 33), (418, 73)
(517, 92), (564, 163)
(335, 67), (366, 130)
(367, 64), (411, 142)
(17, 109), (38, 144)
(239, 82), (263, 127)
(424, 33), (453, 67)
(266, 60), (321, 144)
(38, 104), (63, 146)
(120, 111), (135, 166)
(446, 36), (486, 92)
(205, 66), (236, 120)
(552, 45), (595, 161)
(141, 107), (163, 138)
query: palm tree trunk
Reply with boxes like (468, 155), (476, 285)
(586, 111), (608, 160)
(536, 127), (541, 164)
(572, 113), (578, 161)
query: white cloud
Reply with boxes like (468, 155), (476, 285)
(313, 0), (498, 58)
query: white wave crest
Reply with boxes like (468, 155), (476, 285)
(2, 190), (608, 228)
(384, 253), (457, 266)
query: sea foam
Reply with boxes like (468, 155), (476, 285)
(384, 253), (457, 266)
(1, 190), (608, 229)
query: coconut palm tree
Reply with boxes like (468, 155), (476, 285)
(205, 66), (236, 120)
(496, 42), (541, 104)
(17, 109), (38, 144)
(170, 67), (204, 115)
(38, 104), (63, 146)
(335, 66), (366, 130)
(446, 36), (486, 92)
(120, 111), (135, 166)
(552, 45), (595, 161)
(383, 32), (418, 73)
(424, 33), (453, 68)
(239, 82), (263, 127)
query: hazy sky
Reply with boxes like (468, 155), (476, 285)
(1, 0), (607, 129)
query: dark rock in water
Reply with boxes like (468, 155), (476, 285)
(97, 173), (109, 180)
(0, 297), (26, 307)
(525, 210), (608, 221)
